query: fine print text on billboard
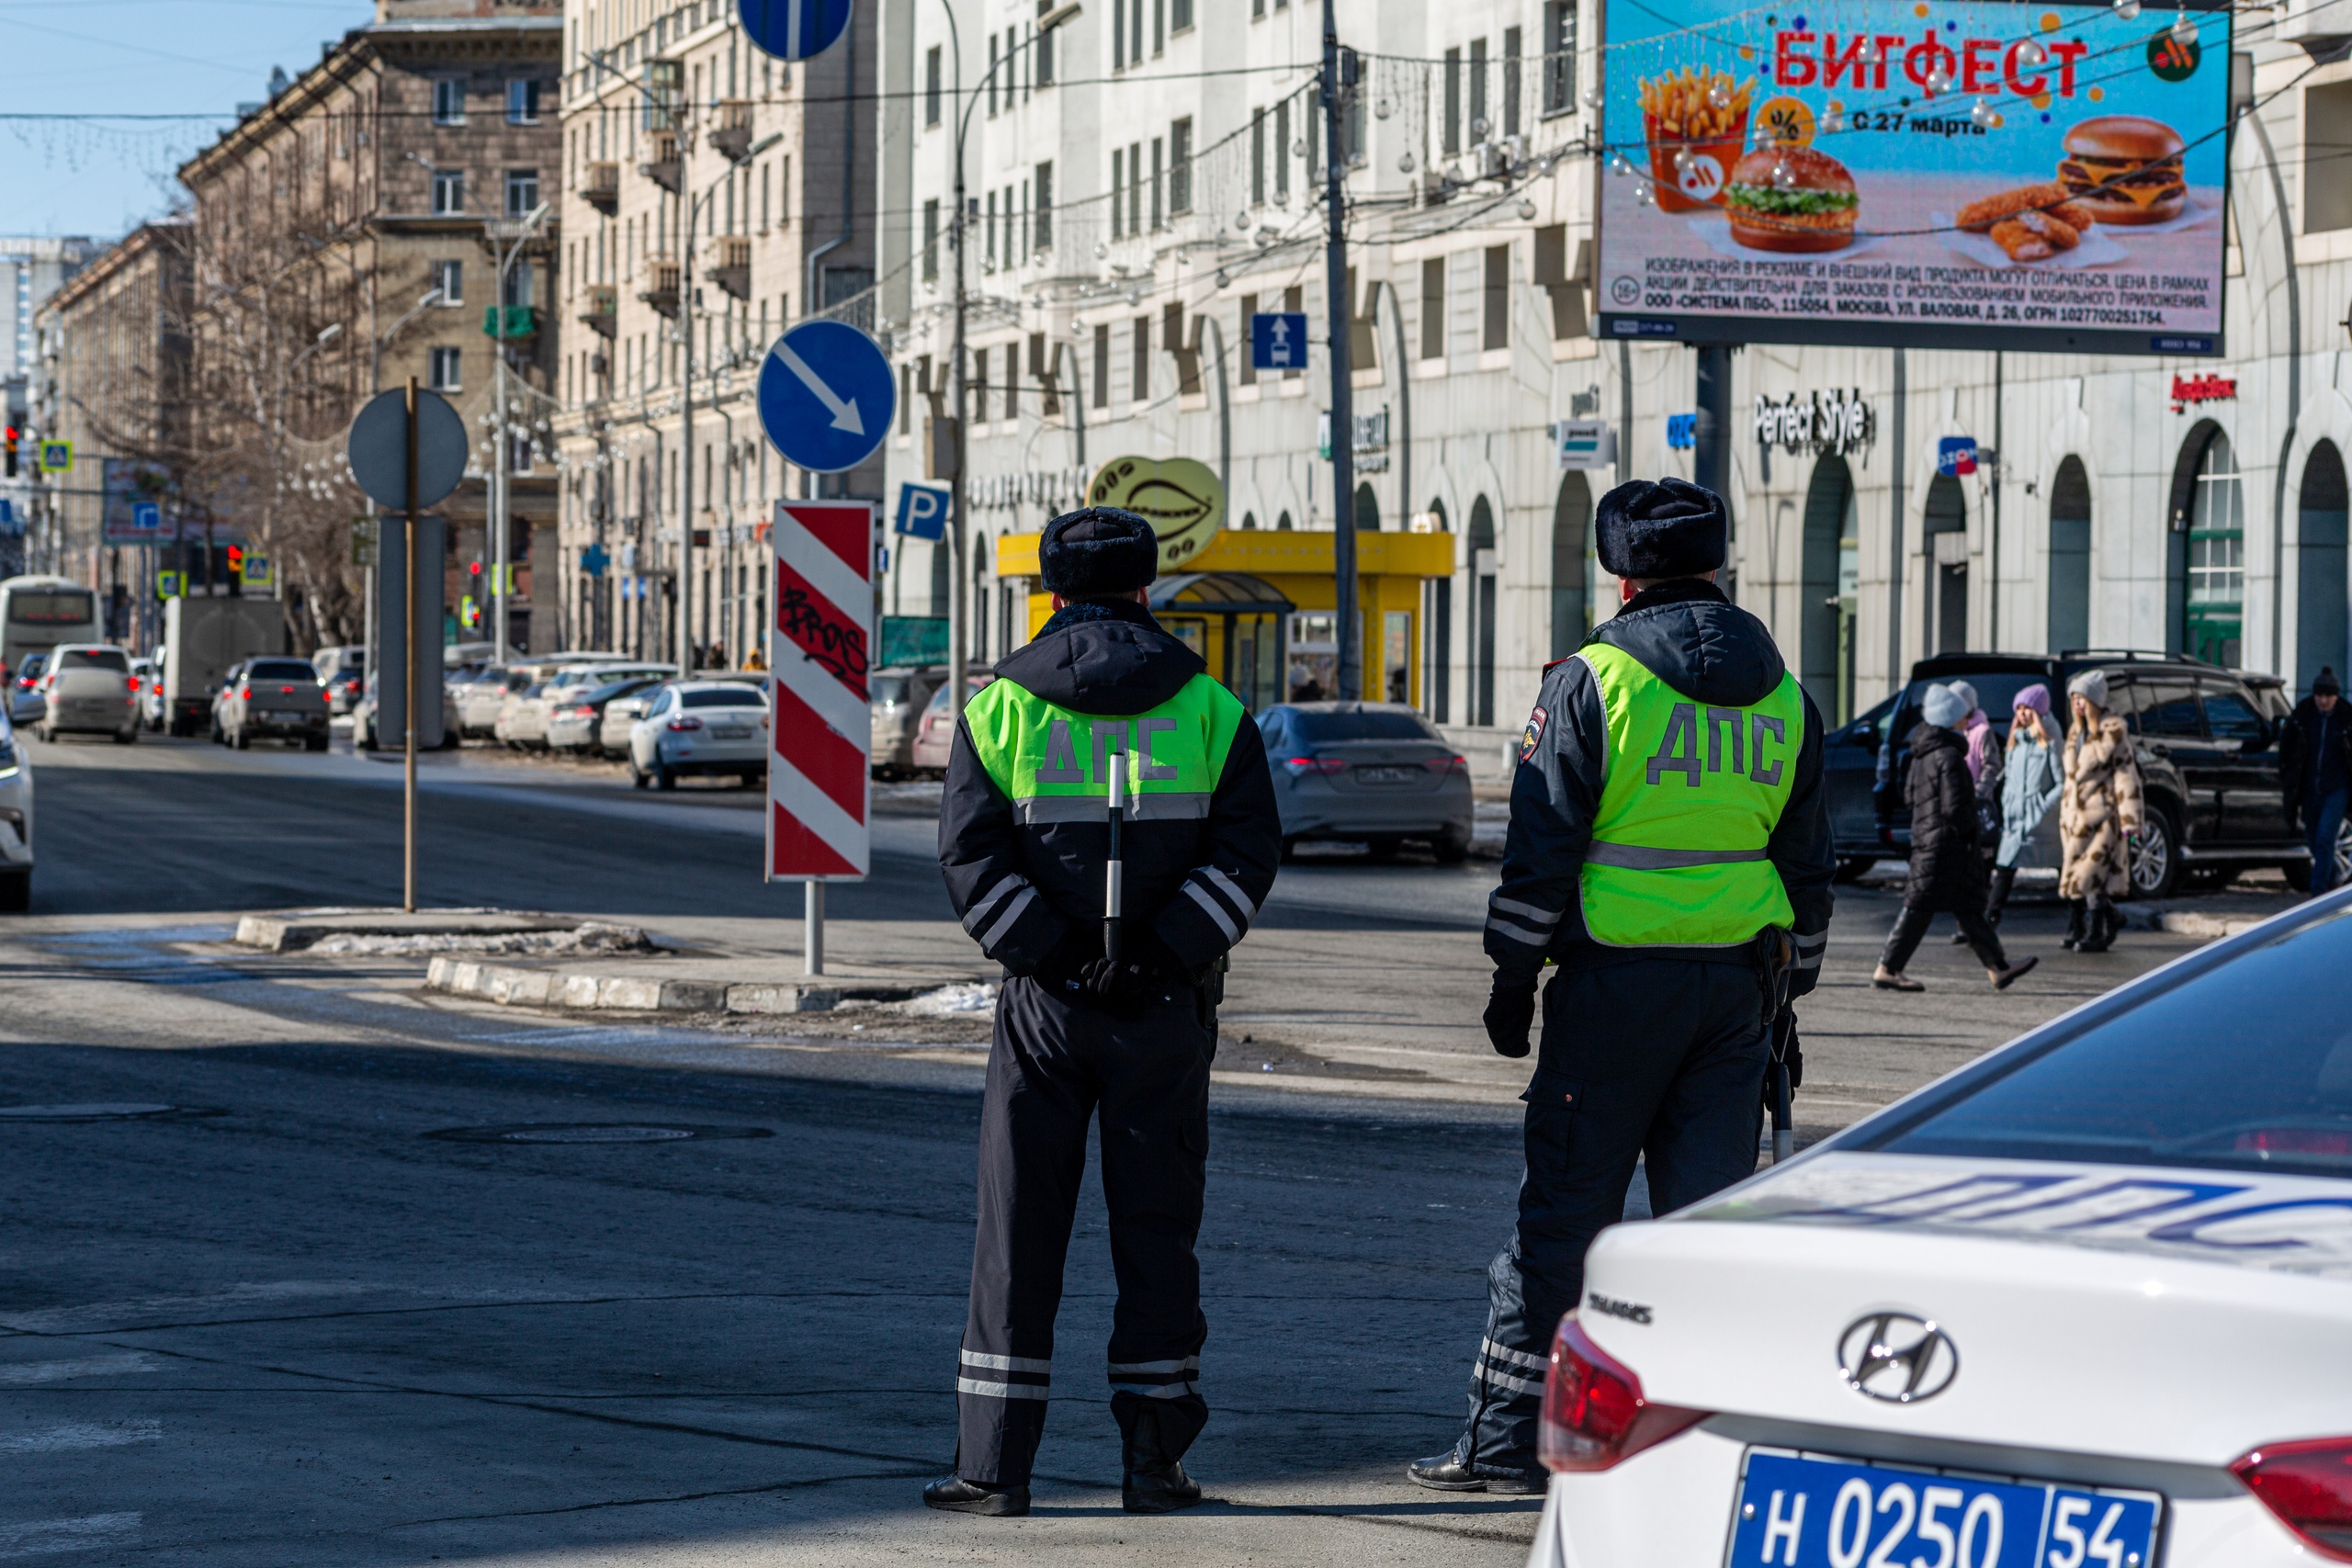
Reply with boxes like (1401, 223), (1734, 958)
(1596, 0), (2232, 355)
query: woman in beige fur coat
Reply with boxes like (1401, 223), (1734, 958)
(2059, 668), (2143, 953)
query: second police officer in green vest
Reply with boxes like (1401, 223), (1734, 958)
(926, 507), (1282, 1519)
(1410, 477), (1838, 1493)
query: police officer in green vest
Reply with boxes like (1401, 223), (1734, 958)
(926, 506), (1281, 1519)
(1410, 477), (1836, 1493)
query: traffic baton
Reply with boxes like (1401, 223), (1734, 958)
(1104, 744), (1126, 964)
(1769, 1010), (1797, 1165)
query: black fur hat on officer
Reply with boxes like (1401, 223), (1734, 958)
(1040, 506), (1159, 600)
(1594, 476), (1728, 581)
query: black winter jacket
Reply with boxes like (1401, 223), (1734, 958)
(1485, 580), (1837, 995)
(937, 598), (1283, 978)
(1904, 721), (1985, 902)
(2281, 697), (2352, 821)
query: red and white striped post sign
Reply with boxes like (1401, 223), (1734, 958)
(767, 499), (874, 884)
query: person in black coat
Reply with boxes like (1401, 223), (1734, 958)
(1874, 682), (2037, 991)
(2281, 668), (2352, 895)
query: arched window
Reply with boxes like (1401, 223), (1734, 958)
(1240, 511), (1259, 531)
(1276, 510), (1294, 531)
(2188, 433), (2245, 666)
(2047, 456), (2092, 656)
(1353, 482), (1380, 532)
(1550, 472), (1592, 660)
(1469, 496), (1498, 728)
(1922, 473), (1967, 655)
(1799, 457), (1852, 719)
(2300, 441), (2347, 694)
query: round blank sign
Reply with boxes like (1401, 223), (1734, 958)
(347, 388), (469, 512)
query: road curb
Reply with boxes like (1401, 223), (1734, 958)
(424, 956), (848, 1014)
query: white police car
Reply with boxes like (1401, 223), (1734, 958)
(1532, 890), (2352, 1568)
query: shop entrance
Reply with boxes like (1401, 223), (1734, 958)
(2300, 441), (2347, 694)
(1148, 570), (1294, 713)
(2047, 457), (2092, 654)
(1922, 473), (1967, 655)
(1800, 456), (1854, 722)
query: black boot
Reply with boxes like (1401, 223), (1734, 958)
(1122, 1404), (1204, 1515)
(923, 1475), (1029, 1516)
(2078, 900), (2120, 953)
(2063, 900), (2086, 951)
(1408, 1436), (1544, 1495)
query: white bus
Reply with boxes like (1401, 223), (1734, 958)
(0, 575), (103, 678)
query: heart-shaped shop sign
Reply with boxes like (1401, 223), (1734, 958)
(1086, 455), (1226, 570)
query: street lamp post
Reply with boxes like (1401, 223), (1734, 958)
(680, 130), (782, 676)
(945, 1), (1080, 725)
(486, 202), (551, 665)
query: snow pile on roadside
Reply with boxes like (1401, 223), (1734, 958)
(305, 922), (655, 957)
(888, 981), (999, 1018)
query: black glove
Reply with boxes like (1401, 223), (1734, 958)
(1028, 932), (1093, 999)
(1484, 979), (1536, 1058)
(1080, 932), (1183, 1015)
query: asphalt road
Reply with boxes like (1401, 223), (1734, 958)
(0, 731), (2231, 1567)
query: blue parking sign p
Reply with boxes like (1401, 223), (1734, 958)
(895, 482), (949, 540)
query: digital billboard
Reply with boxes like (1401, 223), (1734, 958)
(1595, 0), (2233, 355)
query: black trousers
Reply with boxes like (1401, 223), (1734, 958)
(1456, 959), (1770, 1473)
(953, 975), (1214, 1488)
(1984, 863), (2018, 926)
(1881, 896), (2008, 973)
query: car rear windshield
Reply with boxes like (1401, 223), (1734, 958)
(872, 676), (910, 706)
(683, 686), (764, 709)
(58, 649), (129, 672)
(1860, 906), (2352, 1177)
(247, 660), (315, 682)
(582, 679), (653, 704)
(1290, 710), (1442, 743)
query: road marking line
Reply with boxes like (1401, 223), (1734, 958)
(0, 1422), (161, 1455)
(0, 1281), (370, 1334)
(0, 1514), (141, 1560)
(0, 1355), (153, 1386)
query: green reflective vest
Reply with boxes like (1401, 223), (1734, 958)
(964, 671), (1245, 822)
(1576, 641), (1803, 948)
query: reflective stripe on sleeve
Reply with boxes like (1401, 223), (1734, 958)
(1182, 880), (1240, 942)
(1198, 865), (1259, 917)
(1014, 792), (1211, 824)
(960, 874), (1029, 937)
(1491, 896), (1565, 927)
(978, 886), (1039, 951)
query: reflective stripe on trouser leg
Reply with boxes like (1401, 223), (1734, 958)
(956, 976), (1095, 1489)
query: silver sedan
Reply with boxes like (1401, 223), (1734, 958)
(1256, 702), (1474, 863)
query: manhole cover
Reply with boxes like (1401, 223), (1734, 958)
(0, 1103), (187, 1122)
(427, 1122), (773, 1145)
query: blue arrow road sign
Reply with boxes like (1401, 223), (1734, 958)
(895, 482), (949, 540)
(1251, 311), (1309, 371)
(759, 319), (896, 475)
(739, 0), (854, 62)
(131, 502), (161, 532)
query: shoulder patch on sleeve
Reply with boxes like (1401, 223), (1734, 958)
(1520, 704), (1549, 763)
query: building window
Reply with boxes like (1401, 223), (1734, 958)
(1420, 257), (1445, 360)
(1149, 135), (1163, 228)
(2308, 82), (2352, 232)
(1132, 315), (1149, 400)
(506, 168), (539, 216)
(922, 198), (939, 280)
(1093, 322), (1110, 408)
(1250, 109), (1265, 205)
(435, 259), (463, 304)
(1114, 0), (1127, 68)
(1111, 148), (1125, 237)
(432, 168), (464, 214)
(1238, 292), (1257, 386)
(1129, 0), (1143, 66)
(429, 346), (461, 390)
(1169, 118), (1192, 214)
(1282, 284), (1303, 378)
(925, 45), (943, 126)
(1035, 160), (1054, 251)
(1171, 0), (1193, 30)
(1503, 27), (1523, 135)
(1154, 0), (1166, 52)
(1273, 101), (1289, 201)
(1470, 38), (1489, 140)
(433, 78), (464, 126)
(1127, 141), (1143, 233)
(1483, 244), (1510, 350)
(1543, 2), (1577, 117)
(1037, 0), (1057, 84)
(1443, 48), (1462, 153)
(988, 33), (1000, 116)
(506, 78), (541, 124)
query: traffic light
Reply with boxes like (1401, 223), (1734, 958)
(226, 545), (244, 577)
(3, 426), (17, 479)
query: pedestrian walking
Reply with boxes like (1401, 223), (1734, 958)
(1945, 679), (2005, 943)
(1872, 683), (2039, 991)
(1409, 477), (1837, 1495)
(1984, 683), (2063, 927)
(927, 506), (1281, 1518)
(2280, 667), (2352, 896)
(2059, 669), (2143, 952)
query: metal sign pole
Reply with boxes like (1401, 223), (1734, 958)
(804, 879), (824, 976)
(404, 377), (420, 915)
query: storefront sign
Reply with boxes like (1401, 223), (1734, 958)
(1667, 412), (1698, 449)
(1555, 419), (1619, 470)
(1316, 407), (1392, 472)
(1753, 388), (1875, 456)
(1937, 435), (1981, 476)
(1593, 0), (2232, 356)
(1086, 455), (1226, 570)
(2169, 371), (2235, 412)
(971, 467), (1090, 513)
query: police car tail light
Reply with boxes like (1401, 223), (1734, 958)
(1539, 1314), (1707, 1474)
(1283, 755), (1347, 775)
(2233, 1438), (2352, 1559)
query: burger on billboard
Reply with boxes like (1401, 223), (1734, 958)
(1595, 0), (2231, 356)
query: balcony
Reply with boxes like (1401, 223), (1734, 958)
(482, 304), (539, 341)
(578, 286), (616, 339)
(709, 99), (754, 164)
(582, 161), (620, 215)
(640, 130), (682, 194)
(639, 257), (681, 319)
(710, 235), (752, 301)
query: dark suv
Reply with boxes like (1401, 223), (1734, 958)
(1823, 650), (2320, 897)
